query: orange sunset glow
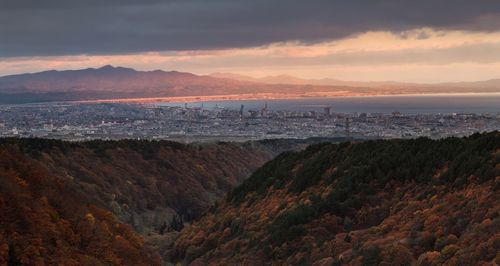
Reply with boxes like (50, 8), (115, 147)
(2, 28), (500, 83)
(1, 2), (500, 266)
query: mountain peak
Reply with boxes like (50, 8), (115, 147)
(99, 65), (115, 70)
(96, 65), (136, 73)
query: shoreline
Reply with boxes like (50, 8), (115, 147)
(74, 91), (500, 105)
(1, 91), (499, 107)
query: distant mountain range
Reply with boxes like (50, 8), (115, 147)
(0, 65), (258, 97)
(211, 72), (500, 89)
(0, 65), (499, 104)
(210, 72), (406, 88)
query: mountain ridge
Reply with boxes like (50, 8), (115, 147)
(0, 65), (247, 93)
(0, 137), (335, 264)
(170, 132), (500, 265)
(1, 66), (500, 104)
(210, 72), (500, 88)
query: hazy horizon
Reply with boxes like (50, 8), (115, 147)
(2, 1), (500, 84)
(1, 64), (500, 85)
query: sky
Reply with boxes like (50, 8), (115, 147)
(1, 0), (500, 83)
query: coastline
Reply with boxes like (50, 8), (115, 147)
(74, 91), (500, 105)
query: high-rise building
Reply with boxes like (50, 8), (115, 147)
(261, 102), (268, 117)
(240, 104), (245, 117)
(324, 106), (331, 116)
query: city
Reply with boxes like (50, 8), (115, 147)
(2, 1), (500, 265)
(1, 102), (498, 142)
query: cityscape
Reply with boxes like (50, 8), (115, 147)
(1, 102), (498, 142)
(2, 1), (500, 265)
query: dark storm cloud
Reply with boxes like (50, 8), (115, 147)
(1, 0), (500, 57)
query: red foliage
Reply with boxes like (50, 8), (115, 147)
(0, 148), (160, 265)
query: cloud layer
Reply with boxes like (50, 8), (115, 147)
(2, 0), (500, 57)
(2, 28), (500, 82)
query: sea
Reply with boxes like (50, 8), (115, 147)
(156, 93), (500, 114)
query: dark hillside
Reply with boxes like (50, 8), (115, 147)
(0, 138), (278, 234)
(172, 132), (500, 265)
(0, 146), (161, 265)
(0, 137), (306, 264)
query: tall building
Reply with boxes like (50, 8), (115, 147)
(324, 106), (331, 116)
(261, 102), (268, 117)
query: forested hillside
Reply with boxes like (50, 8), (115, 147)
(0, 138), (308, 264)
(171, 132), (500, 265)
(0, 142), (160, 265)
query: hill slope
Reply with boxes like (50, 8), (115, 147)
(171, 133), (500, 265)
(0, 142), (161, 265)
(0, 138), (318, 264)
(0, 137), (335, 264)
(0, 139), (283, 233)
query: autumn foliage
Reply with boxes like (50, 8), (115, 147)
(0, 147), (161, 265)
(0, 138), (282, 264)
(172, 132), (500, 265)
